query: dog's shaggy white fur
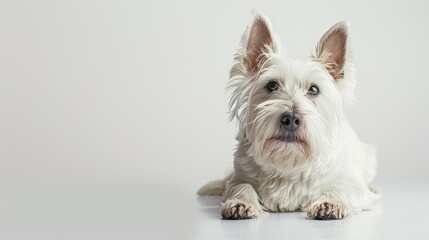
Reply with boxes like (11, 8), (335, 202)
(198, 12), (380, 220)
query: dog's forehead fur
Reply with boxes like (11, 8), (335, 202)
(257, 57), (335, 92)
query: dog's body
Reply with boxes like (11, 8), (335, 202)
(198, 12), (380, 220)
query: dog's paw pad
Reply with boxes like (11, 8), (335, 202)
(221, 199), (257, 219)
(307, 201), (348, 220)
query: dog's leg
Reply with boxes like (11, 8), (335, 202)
(307, 179), (357, 220)
(306, 179), (379, 220)
(221, 181), (262, 219)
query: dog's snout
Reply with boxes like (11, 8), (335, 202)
(280, 112), (303, 131)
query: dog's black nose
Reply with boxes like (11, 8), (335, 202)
(280, 112), (303, 131)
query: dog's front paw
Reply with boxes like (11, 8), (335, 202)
(307, 201), (348, 220)
(221, 199), (258, 219)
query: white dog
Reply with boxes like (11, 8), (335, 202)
(198, 12), (380, 220)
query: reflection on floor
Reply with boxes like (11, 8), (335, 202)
(0, 183), (428, 239)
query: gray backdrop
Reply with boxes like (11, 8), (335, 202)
(1, 0), (428, 192)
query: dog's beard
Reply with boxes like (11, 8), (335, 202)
(260, 127), (310, 168)
(246, 122), (299, 168)
(245, 102), (326, 169)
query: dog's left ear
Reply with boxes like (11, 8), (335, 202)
(314, 22), (350, 81)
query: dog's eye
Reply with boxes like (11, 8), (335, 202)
(308, 85), (319, 96)
(265, 81), (279, 92)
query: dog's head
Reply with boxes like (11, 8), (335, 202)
(229, 12), (356, 168)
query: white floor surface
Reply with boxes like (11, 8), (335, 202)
(0, 182), (427, 240)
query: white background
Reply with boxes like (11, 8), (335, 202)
(1, 1), (429, 239)
(2, 0), (428, 187)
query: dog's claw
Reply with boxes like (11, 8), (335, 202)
(221, 199), (258, 219)
(307, 201), (348, 220)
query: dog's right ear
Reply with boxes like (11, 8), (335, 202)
(228, 12), (280, 125)
(232, 12), (280, 75)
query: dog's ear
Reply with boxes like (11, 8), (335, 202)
(238, 12), (280, 73)
(314, 21), (350, 81)
(314, 21), (357, 107)
(228, 12), (280, 124)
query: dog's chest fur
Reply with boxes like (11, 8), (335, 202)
(235, 144), (338, 212)
(258, 173), (313, 211)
